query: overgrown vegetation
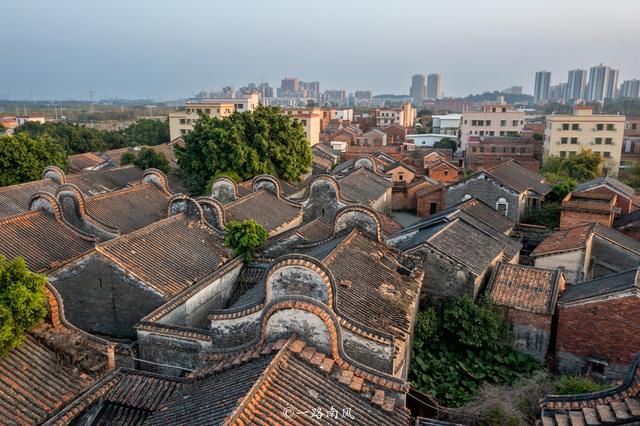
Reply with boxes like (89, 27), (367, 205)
(224, 220), (268, 262)
(433, 137), (458, 153)
(551, 375), (611, 395)
(0, 132), (68, 186)
(520, 151), (600, 229)
(619, 164), (640, 191)
(121, 147), (170, 173)
(175, 106), (312, 195)
(0, 256), (48, 357)
(410, 296), (540, 407)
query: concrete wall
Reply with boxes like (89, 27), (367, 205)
(157, 262), (243, 327)
(534, 250), (587, 284)
(49, 254), (165, 339)
(505, 308), (552, 364)
(446, 174), (521, 221)
(422, 250), (482, 301)
(267, 266), (329, 304)
(137, 330), (212, 376)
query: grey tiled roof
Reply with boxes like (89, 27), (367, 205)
(559, 268), (640, 305)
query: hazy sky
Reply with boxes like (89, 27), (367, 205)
(2, 0), (639, 100)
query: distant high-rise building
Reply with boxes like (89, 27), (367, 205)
(427, 74), (441, 99)
(549, 83), (566, 102)
(534, 71), (551, 103)
(281, 77), (299, 92)
(300, 81), (320, 96)
(503, 85), (523, 95)
(620, 80), (640, 98)
(410, 74), (426, 103)
(606, 69), (620, 99)
(586, 64), (619, 101)
(565, 69), (587, 101)
(258, 82), (274, 98)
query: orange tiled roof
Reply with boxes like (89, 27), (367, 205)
(486, 262), (563, 315)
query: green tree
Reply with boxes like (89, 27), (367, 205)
(224, 220), (268, 261)
(0, 256), (48, 357)
(541, 150), (602, 183)
(121, 147), (170, 173)
(433, 137), (458, 153)
(548, 179), (577, 203)
(121, 118), (170, 146)
(15, 121), (128, 154)
(0, 133), (68, 186)
(175, 106), (312, 194)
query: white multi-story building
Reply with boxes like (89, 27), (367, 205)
(620, 80), (640, 98)
(431, 114), (462, 137)
(168, 92), (260, 140)
(544, 106), (625, 173)
(460, 104), (525, 150)
(586, 64), (619, 101)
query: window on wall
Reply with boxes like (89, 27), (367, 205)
(605, 138), (613, 145)
(562, 123), (570, 130)
(603, 152), (611, 158)
(571, 123), (580, 130)
(595, 138), (602, 144)
(559, 151), (567, 158)
(513, 120), (520, 127)
(500, 120), (507, 127)
(606, 123), (615, 131)
(496, 198), (508, 216)
(596, 123), (604, 131)
(570, 137), (578, 144)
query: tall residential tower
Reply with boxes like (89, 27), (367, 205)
(410, 74), (426, 104)
(427, 74), (441, 99)
(534, 71), (551, 104)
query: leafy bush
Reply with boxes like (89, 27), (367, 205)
(433, 138), (457, 153)
(0, 257), (48, 357)
(121, 147), (170, 173)
(410, 296), (540, 407)
(224, 220), (268, 261)
(552, 375), (611, 395)
(519, 202), (561, 229)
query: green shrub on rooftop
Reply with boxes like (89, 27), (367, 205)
(0, 256), (48, 357)
(224, 220), (268, 262)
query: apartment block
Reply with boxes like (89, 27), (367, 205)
(168, 92), (260, 140)
(281, 107), (322, 145)
(460, 103), (525, 150)
(544, 106), (626, 173)
(374, 102), (416, 128)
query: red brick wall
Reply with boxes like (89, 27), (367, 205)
(428, 165), (459, 183)
(560, 209), (614, 229)
(557, 296), (640, 366)
(583, 187), (633, 215)
(505, 307), (552, 330)
(416, 188), (445, 217)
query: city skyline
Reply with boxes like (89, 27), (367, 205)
(2, 0), (639, 100)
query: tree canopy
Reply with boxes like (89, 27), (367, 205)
(121, 147), (170, 173)
(224, 220), (268, 262)
(433, 137), (458, 153)
(0, 256), (48, 357)
(540, 150), (602, 184)
(0, 133), (68, 186)
(120, 118), (169, 147)
(175, 106), (312, 195)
